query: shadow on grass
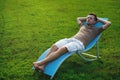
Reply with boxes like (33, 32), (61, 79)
(35, 57), (104, 80)
(32, 70), (50, 80)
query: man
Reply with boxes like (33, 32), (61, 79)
(33, 13), (111, 71)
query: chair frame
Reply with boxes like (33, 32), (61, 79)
(78, 39), (101, 61)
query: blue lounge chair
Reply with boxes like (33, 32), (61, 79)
(33, 18), (108, 80)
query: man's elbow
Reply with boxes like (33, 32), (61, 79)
(106, 21), (112, 27)
(77, 17), (86, 21)
(77, 17), (81, 21)
(108, 21), (112, 26)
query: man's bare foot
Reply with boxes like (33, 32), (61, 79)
(33, 62), (39, 70)
(37, 65), (45, 72)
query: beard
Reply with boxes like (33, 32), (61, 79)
(87, 22), (92, 25)
(86, 22), (94, 27)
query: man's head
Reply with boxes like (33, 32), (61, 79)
(86, 13), (98, 25)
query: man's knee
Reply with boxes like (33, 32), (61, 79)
(51, 44), (58, 49)
(59, 46), (68, 53)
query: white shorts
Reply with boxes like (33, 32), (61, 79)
(55, 38), (84, 52)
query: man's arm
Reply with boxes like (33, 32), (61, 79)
(77, 17), (86, 27)
(97, 18), (111, 29)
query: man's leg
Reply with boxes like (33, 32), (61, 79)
(33, 44), (58, 70)
(34, 46), (68, 71)
(46, 44), (59, 57)
(33, 38), (69, 71)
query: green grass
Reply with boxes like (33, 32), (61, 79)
(0, 0), (120, 80)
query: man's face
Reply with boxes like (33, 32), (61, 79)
(86, 15), (96, 25)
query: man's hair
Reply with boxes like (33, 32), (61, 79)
(89, 13), (98, 21)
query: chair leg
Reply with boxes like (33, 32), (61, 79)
(96, 41), (101, 59)
(77, 41), (101, 61)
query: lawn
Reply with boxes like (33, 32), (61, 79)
(0, 0), (120, 80)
